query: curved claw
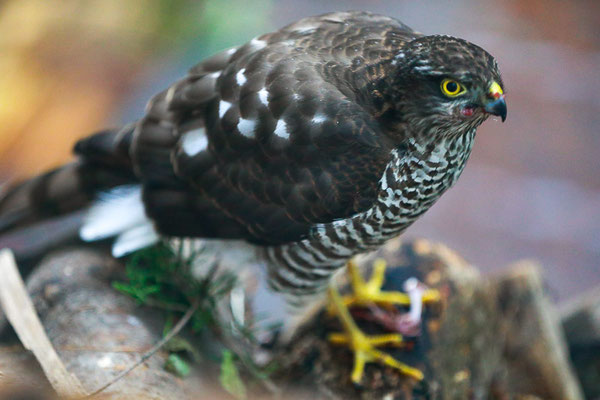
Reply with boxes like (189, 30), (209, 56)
(327, 281), (424, 383)
(326, 258), (444, 383)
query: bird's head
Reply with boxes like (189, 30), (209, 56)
(389, 35), (506, 139)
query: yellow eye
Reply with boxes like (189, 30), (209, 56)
(441, 79), (466, 97)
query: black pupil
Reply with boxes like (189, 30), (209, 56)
(446, 81), (458, 92)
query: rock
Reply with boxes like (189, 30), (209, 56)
(0, 247), (220, 399)
(494, 261), (584, 400)
(560, 285), (600, 399)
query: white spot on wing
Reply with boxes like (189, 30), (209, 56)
(181, 127), (208, 156)
(293, 25), (316, 33)
(323, 13), (347, 23)
(165, 86), (176, 103)
(236, 68), (247, 86)
(209, 71), (221, 79)
(274, 119), (289, 139)
(219, 100), (232, 118)
(237, 118), (256, 138)
(257, 88), (269, 105)
(250, 37), (266, 50)
(312, 114), (326, 124)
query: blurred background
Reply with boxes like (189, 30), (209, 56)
(0, 0), (598, 303)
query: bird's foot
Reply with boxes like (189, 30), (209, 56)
(327, 283), (423, 383)
(326, 258), (441, 383)
(332, 258), (440, 311)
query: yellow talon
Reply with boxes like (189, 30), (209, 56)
(328, 258), (440, 314)
(328, 332), (405, 346)
(327, 282), (424, 383)
(326, 258), (442, 383)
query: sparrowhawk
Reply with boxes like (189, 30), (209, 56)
(0, 11), (506, 297)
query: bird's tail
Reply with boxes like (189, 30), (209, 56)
(0, 127), (137, 235)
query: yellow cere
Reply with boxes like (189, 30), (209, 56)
(489, 81), (503, 96)
(440, 79), (465, 97)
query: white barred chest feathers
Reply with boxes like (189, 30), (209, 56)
(265, 130), (476, 293)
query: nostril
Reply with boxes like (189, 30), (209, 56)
(488, 92), (503, 100)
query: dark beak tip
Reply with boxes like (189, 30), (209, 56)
(499, 103), (507, 122)
(485, 97), (507, 123)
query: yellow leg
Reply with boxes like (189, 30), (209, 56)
(329, 333), (405, 346)
(327, 283), (424, 383)
(336, 258), (441, 310)
(326, 258), (444, 383)
(365, 258), (386, 293)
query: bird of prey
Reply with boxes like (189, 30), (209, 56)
(0, 11), (505, 372)
(0, 9), (507, 292)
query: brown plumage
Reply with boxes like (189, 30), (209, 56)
(0, 11), (506, 293)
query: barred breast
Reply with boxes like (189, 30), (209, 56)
(266, 130), (476, 294)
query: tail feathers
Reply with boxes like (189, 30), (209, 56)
(0, 125), (163, 256)
(80, 185), (159, 257)
(80, 185), (146, 241)
(112, 223), (160, 257)
(0, 127), (136, 235)
(74, 126), (133, 169)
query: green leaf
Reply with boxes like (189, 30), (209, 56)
(162, 314), (175, 337)
(164, 353), (191, 378)
(164, 336), (193, 353)
(112, 281), (162, 303)
(112, 243), (189, 305)
(164, 336), (201, 363)
(219, 350), (247, 400)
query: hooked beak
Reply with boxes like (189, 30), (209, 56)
(484, 96), (507, 122)
(484, 81), (507, 122)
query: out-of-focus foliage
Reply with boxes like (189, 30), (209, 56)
(193, 0), (272, 57)
(0, 0), (271, 180)
(164, 353), (192, 378)
(220, 349), (247, 400)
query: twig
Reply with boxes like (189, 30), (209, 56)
(85, 296), (202, 398)
(0, 249), (87, 398)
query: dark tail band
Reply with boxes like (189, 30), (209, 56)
(0, 126), (137, 234)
